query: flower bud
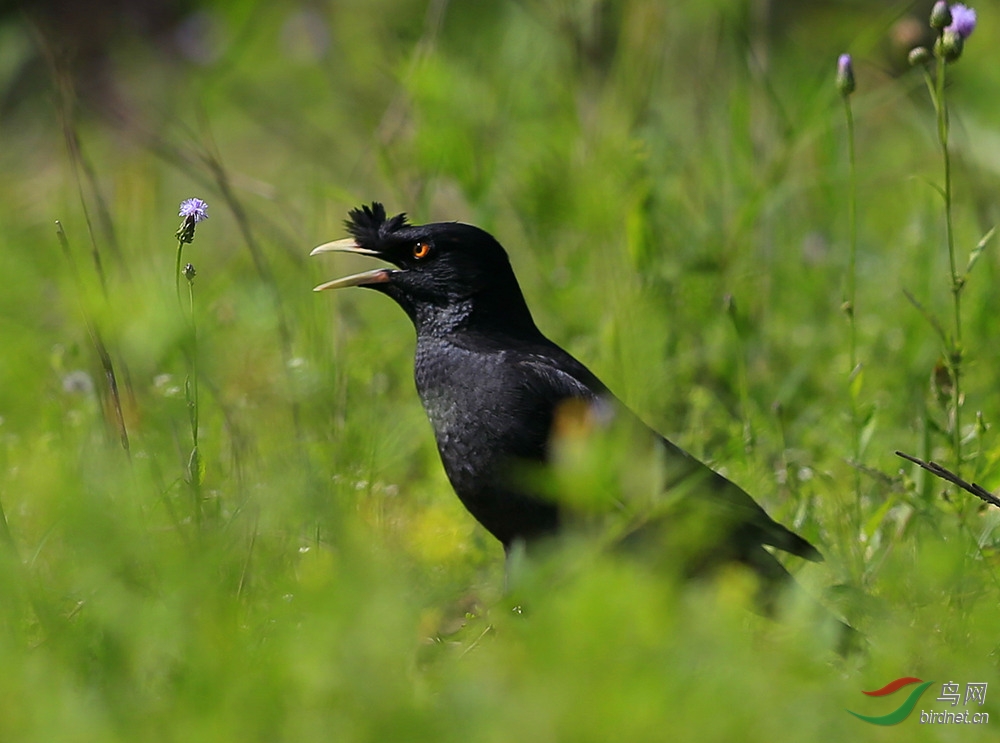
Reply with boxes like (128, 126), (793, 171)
(930, 1), (952, 31)
(836, 54), (855, 97)
(175, 215), (197, 245)
(935, 28), (964, 62)
(908, 46), (932, 66)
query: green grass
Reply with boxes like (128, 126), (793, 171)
(1, 1), (999, 740)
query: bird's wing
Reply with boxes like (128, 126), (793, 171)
(514, 346), (608, 400)
(512, 347), (820, 562)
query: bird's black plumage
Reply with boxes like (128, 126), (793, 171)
(312, 202), (821, 584)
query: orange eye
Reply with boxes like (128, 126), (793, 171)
(413, 241), (431, 259)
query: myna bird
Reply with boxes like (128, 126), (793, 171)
(311, 203), (825, 601)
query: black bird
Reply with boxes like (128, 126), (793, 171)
(312, 203), (822, 591)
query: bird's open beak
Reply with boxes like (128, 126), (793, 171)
(310, 238), (394, 292)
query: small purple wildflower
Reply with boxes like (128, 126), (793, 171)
(179, 198), (209, 223)
(947, 4), (977, 39)
(176, 198), (208, 245)
(836, 54), (855, 97)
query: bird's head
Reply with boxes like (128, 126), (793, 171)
(311, 202), (538, 335)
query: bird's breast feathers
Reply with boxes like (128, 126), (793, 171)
(414, 338), (598, 465)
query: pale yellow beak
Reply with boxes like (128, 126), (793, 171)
(310, 238), (393, 291)
(309, 237), (380, 257)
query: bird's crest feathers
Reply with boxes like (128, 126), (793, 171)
(345, 202), (410, 250)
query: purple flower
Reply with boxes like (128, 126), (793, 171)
(947, 4), (976, 39)
(836, 53), (855, 97)
(179, 198), (209, 223)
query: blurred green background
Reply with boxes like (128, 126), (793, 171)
(0, 0), (998, 740)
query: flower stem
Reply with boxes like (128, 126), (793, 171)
(844, 96), (858, 377)
(842, 92), (863, 572)
(187, 277), (199, 449)
(175, 239), (184, 307)
(185, 272), (201, 524)
(934, 54), (963, 483)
